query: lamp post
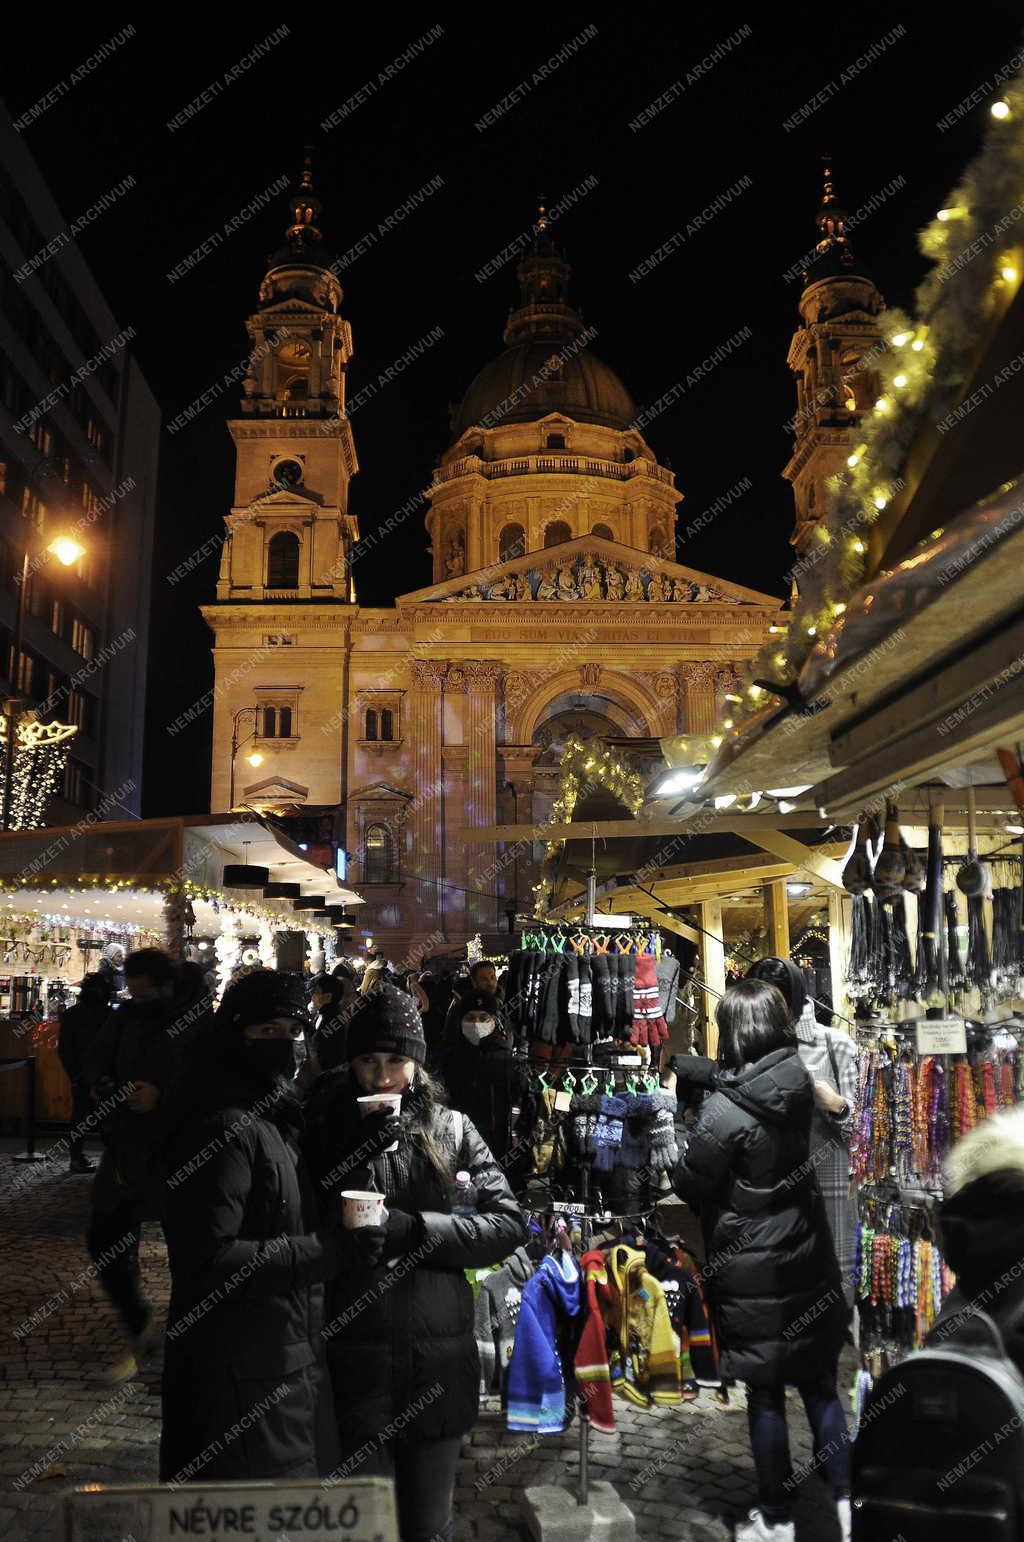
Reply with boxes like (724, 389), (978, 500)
(2, 532), (88, 832)
(229, 705), (265, 810)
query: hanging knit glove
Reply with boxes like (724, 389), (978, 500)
(618, 1093), (653, 1170)
(633, 954), (669, 1045)
(647, 1088), (680, 1174)
(592, 1094), (627, 1173)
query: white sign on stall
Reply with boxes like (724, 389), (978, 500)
(914, 1019), (968, 1056)
(65, 1478), (398, 1542)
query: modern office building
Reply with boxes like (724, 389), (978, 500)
(0, 97), (158, 822)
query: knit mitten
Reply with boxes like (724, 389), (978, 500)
(618, 1093), (653, 1170)
(647, 1088), (680, 1173)
(592, 1094), (627, 1173)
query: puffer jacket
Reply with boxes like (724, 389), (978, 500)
(303, 1073), (527, 1441)
(672, 1046), (847, 1386)
(160, 1077), (339, 1483)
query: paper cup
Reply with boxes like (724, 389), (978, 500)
(357, 1092), (402, 1152)
(340, 1190), (386, 1229)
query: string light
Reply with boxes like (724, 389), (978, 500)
(991, 99), (1011, 119)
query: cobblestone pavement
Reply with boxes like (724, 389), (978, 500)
(0, 1141), (846, 1541)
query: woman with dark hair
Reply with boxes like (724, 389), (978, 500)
(438, 987), (516, 1159)
(746, 956), (859, 1310)
(669, 979), (851, 1542)
(303, 982), (526, 1542)
(306, 970), (359, 1077)
(160, 970), (384, 1484)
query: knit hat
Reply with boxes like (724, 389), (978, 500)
(460, 989), (499, 1019)
(218, 969), (309, 1031)
(345, 981), (427, 1065)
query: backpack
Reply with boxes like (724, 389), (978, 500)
(852, 1297), (1024, 1540)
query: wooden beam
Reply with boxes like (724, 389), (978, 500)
(763, 878), (790, 957)
(827, 890), (851, 1027)
(699, 901), (725, 1059)
(739, 828), (847, 891)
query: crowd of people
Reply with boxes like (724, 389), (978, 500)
(46, 946), (1024, 1540)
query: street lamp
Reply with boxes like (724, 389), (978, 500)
(2, 532), (88, 832)
(229, 705), (266, 810)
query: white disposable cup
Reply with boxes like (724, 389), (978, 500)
(357, 1092), (402, 1152)
(340, 1190), (386, 1229)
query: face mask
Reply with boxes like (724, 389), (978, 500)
(244, 1038), (296, 1080)
(461, 1017), (496, 1046)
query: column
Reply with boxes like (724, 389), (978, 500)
(408, 661), (446, 936)
(827, 890), (851, 1028)
(679, 662), (718, 736)
(464, 662), (502, 931)
(699, 899), (725, 1059)
(762, 879), (790, 958)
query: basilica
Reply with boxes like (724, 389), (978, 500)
(203, 160), (884, 957)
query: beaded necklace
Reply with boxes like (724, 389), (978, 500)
(892, 1060), (914, 1182)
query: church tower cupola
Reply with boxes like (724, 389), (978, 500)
(211, 150), (359, 606)
(502, 208), (586, 347)
(783, 159), (885, 555)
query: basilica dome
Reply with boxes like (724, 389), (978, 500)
(451, 219), (636, 439)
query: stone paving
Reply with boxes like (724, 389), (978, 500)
(0, 1139), (847, 1541)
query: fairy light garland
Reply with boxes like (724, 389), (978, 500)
(728, 72), (1024, 731)
(0, 874), (338, 936)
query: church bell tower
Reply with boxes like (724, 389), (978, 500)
(783, 162), (885, 557)
(215, 155), (360, 603)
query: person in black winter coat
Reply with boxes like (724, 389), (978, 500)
(303, 982), (527, 1542)
(160, 969), (385, 1485)
(670, 979), (851, 1542)
(81, 948), (214, 1376)
(305, 971), (359, 1078)
(57, 972), (113, 1173)
(439, 988), (516, 1159)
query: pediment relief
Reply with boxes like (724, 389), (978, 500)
(396, 535), (779, 608)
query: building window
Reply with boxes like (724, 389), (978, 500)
(51, 600), (65, 637)
(546, 434), (566, 449)
(267, 531), (300, 589)
(379, 708), (394, 741)
(365, 708), (378, 741)
(27, 422), (53, 455)
(499, 522), (526, 562)
(364, 824), (395, 884)
(70, 618), (95, 659)
(85, 418), (106, 455)
(9, 648), (35, 694)
(261, 704), (294, 738)
(63, 758), (86, 807)
(358, 693), (402, 748)
(544, 520), (572, 547)
(592, 523), (614, 541)
(20, 487), (46, 529)
(264, 633), (296, 646)
(67, 689), (90, 730)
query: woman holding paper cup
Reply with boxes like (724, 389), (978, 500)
(160, 970), (387, 1485)
(303, 981), (527, 1542)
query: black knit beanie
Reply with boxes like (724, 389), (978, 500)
(217, 969), (310, 1032)
(345, 981), (427, 1065)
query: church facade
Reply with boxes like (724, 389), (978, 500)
(203, 164), (880, 958)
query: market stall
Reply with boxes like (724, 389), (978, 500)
(0, 812), (363, 1128)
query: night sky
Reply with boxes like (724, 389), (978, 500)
(4, 4), (1022, 817)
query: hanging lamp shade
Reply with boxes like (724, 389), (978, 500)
(223, 864), (270, 889)
(293, 895), (327, 911)
(324, 908), (354, 928)
(263, 882), (300, 899)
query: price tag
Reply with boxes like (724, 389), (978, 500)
(554, 1089), (573, 1112)
(65, 1478), (398, 1542)
(914, 1019), (968, 1056)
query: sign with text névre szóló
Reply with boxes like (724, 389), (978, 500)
(65, 1478), (398, 1542)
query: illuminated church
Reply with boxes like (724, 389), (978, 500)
(204, 162), (883, 956)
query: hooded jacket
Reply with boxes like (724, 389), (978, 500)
(506, 1251), (581, 1433)
(302, 1071), (526, 1443)
(606, 1243), (681, 1408)
(672, 1046), (847, 1385)
(474, 1245), (534, 1394)
(934, 1170), (1024, 1372)
(440, 991), (516, 1157)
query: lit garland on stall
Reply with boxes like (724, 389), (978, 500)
(728, 76), (1024, 733)
(0, 716), (78, 830)
(533, 735), (646, 916)
(0, 874), (338, 935)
